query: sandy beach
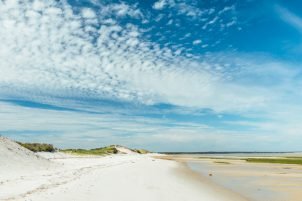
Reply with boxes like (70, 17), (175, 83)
(3, 136), (302, 201)
(0, 137), (246, 201)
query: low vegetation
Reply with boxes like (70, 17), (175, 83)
(285, 157), (302, 159)
(61, 145), (118, 156)
(17, 142), (55, 152)
(214, 161), (231, 164)
(245, 158), (302, 165)
(17, 141), (150, 156)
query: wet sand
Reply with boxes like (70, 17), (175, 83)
(158, 154), (302, 201)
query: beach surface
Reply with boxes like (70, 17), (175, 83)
(160, 154), (302, 201)
(0, 137), (246, 201)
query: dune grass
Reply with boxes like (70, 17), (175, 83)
(17, 142), (55, 152)
(132, 149), (150, 154)
(245, 158), (302, 165)
(61, 145), (118, 156)
(17, 140), (149, 156)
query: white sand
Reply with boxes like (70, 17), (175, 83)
(0, 137), (53, 176)
(0, 137), (246, 201)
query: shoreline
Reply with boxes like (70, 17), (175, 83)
(1, 153), (248, 201)
(173, 161), (249, 201)
(159, 154), (302, 201)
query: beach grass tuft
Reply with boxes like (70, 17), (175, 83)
(132, 149), (150, 154)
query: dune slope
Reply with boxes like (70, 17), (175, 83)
(0, 136), (53, 176)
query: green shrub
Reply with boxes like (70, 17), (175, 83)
(17, 142), (55, 152)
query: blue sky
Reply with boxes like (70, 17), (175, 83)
(0, 0), (302, 151)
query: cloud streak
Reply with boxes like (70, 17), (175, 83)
(276, 5), (302, 33)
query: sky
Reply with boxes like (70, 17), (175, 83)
(0, 0), (302, 151)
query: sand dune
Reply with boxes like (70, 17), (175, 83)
(115, 145), (139, 154)
(0, 137), (52, 172)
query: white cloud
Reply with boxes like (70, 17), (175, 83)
(152, 0), (232, 22)
(153, 0), (168, 10)
(101, 3), (143, 19)
(0, 0), (299, 115)
(193, 39), (202, 45)
(0, 0), (301, 116)
(276, 5), (302, 33)
(0, 0), (247, 112)
(82, 8), (97, 19)
(218, 6), (235, 15)
(177, 2), (204, 17)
